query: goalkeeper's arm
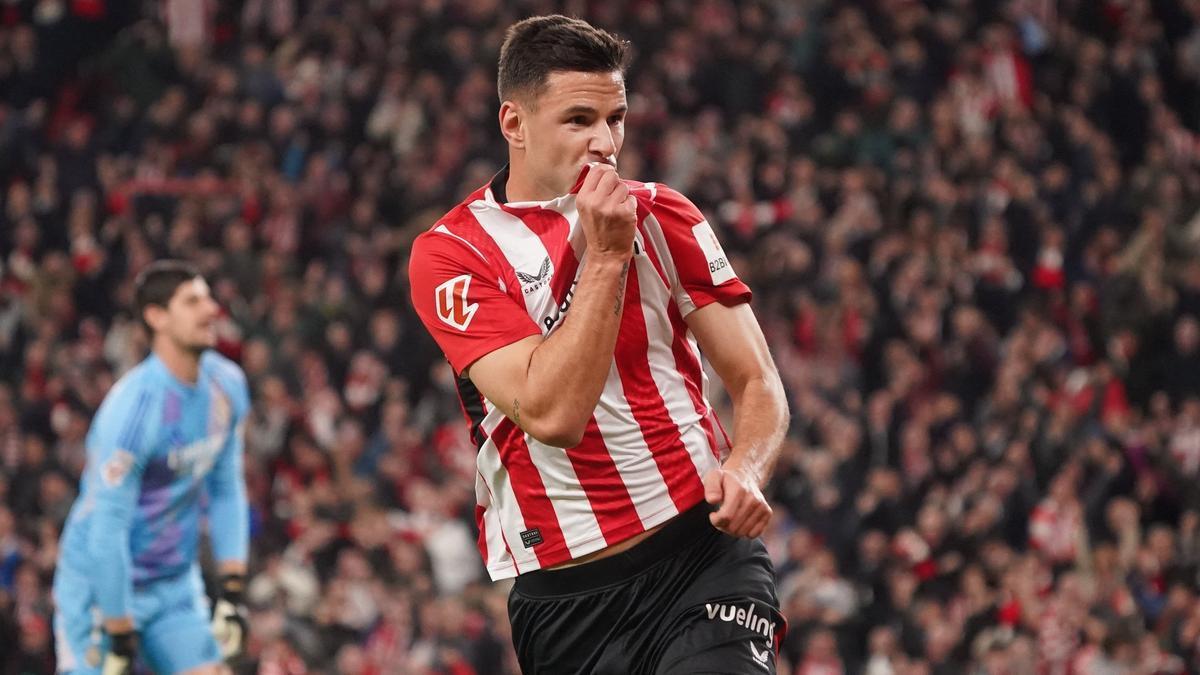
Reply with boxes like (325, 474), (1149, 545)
(206, 412), (250, 659)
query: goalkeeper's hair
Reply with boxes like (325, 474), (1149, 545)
(497, 14), (630, 106)
(134, 259), (203, 322)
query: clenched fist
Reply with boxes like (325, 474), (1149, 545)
(576, 163), (637, 259)
(704, 464), (772, 539)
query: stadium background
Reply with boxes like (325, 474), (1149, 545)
(2, 0), (1200, 672)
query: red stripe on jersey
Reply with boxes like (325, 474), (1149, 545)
(668, 300), (721, 458)
(712, 411), (733, 453)
(614, 265), (705, 511)
(491, 419), (570, 567)
(516, 207), (580, 304)
(634, 198), (671, 288)
(638, 226), (671, 289)
(565, 418), (642, 546)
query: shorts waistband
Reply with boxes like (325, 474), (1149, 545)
(513, 501), (715, 598)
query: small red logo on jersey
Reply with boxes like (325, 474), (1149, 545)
(436, 274), (478, 331)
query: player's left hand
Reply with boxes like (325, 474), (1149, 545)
(703, 464), (771, 538)
(211, 574), (248, 660)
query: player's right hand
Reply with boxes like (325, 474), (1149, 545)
(101, 631), (136, 675)
(576, 163), (637, 259)
(212, 573), (249, 659)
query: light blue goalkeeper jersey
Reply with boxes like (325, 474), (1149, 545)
(57, 350), (250, 619)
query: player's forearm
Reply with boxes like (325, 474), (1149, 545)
(722, 373), (789, 487)
(87, 511), (135, 620)
(207, 480), (249, 564)
(519, 252), (630, 446)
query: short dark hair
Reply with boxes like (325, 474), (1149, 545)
(497, 15), (630, 104)
(134, 259), (202, 322)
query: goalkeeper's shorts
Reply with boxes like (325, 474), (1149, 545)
(52, 564), (221, 674)
(508, 501), (787, 674)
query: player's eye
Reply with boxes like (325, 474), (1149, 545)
(568, 116), (588, 126)
(608, 115), (624, 126)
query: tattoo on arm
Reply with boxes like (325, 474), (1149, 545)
(614, 262), (629, 316)
(512, 398), (520, 425)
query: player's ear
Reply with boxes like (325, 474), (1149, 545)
(499, 100), (525, 149)
(143, 305), (168, 333)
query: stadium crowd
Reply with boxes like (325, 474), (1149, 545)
(3, 0), (1200, 672)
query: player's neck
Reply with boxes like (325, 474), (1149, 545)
(504, 161), (559, 202)
(505, 175), (553, 202)
(153, 338), (202, 385)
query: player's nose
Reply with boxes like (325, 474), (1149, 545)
(202, 297), (220, 319)
(589, 122), (617, 159)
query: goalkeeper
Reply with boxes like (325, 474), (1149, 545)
(52, 260), (251, 675)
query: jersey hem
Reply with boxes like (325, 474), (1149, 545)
(485, 485), (706, 581)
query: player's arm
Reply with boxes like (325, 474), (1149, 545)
(205, 375), (251, 659)
(411, 164), (637, 448)
(650, 184), (787, 537)
(83, 386), (152, 672)
(687, 302), (789, 538)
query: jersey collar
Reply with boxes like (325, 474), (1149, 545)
(483, 164), (590, 211)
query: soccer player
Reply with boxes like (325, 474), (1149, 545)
(53, 261), (251, 675)
(409, 15), (790, 674)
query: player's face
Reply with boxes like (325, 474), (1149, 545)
(156, 277), (219, 353)
(522, 70), (628, 197)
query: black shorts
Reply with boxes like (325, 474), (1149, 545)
(508, 502), (786, 674)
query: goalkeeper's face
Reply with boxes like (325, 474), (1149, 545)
(515, 69), (628, 197)
(154, 277), (220, 353)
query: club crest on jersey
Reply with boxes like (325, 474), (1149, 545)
(516, 257), (552, 295)
(435, 274), (479, 331)
(100, 450), (135, 487)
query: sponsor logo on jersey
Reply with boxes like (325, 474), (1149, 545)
(692, 220), (736, 285)
(749, 641), (770, 667)
(704, 602), (777, 642)
(436, 274), (479, 331)
(516, 257), (553, 295)
(168, 434), (225, 478)
(520, 528), (543, 548)
(541, 277), (578, 332)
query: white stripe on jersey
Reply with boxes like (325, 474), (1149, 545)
(593, 360), (679, 527)
(468, 202), (560, 322)
(633, 250), (721, 479)
(640, 212), (693, 314)
(475, 472), (515, 576)
(541, 199), (588, 263)
(524, 437), (606, 558)
(476, 429), (537, 576)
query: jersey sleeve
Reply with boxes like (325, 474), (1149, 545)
(84, 380), (155, 620)
(205, 365), (250, 565)
(408, 229), (542, 374)
(648, 185), (752, 316)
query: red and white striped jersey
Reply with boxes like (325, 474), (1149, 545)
(408, 167), (751, 580)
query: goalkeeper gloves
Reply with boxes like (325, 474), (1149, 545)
(211, 574), (249, 660)
(100, 631), (136, 675)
